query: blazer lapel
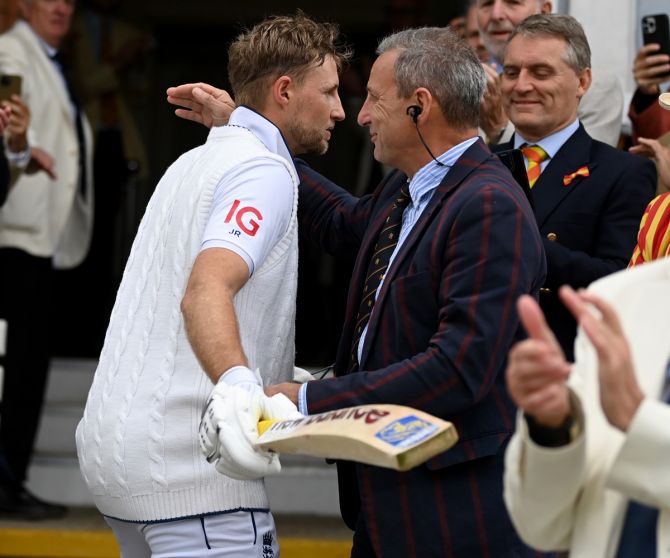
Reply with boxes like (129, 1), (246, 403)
(359, 139), (492, 367)
(532, 125), (594, 227)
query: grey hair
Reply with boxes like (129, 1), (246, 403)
(377, 27), (486, 129)
(506, 13), (591, 72)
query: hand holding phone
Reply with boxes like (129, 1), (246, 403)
(641, 14), (670, 83)
(0, 74), (22, 102)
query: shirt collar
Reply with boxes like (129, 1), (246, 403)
(408, 136), (479, 202)
(208, 105), (295, 169)
(513, 119), (580, 158)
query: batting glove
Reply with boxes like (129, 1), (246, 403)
(199, 367), (302, 480)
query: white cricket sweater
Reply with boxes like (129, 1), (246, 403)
(76, 124), (299, 521)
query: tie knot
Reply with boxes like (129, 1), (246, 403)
(396, 183), (411, 208)
(521, 145), (549, 165)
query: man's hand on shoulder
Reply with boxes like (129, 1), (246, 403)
(166, 82), (236, 128)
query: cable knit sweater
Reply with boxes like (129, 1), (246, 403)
(76, 124), (299, 521)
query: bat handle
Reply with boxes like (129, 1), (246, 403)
(257, 419), (278, 435)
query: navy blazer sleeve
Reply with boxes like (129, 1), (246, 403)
(299, 154), (546, 421)
(295, 158), (396, 258)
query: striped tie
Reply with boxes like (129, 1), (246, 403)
(348, 183), (412, 372)
(521, 145), (549, 188)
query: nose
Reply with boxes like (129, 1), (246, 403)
(490, 0), (506, 20)
(357, 97), (372, 127)
(513, 69), (533, 93)
(54, 0), (72, 14)
(332, 91), (345, 122)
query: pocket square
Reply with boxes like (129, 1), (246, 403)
(563, 166), (589, 186)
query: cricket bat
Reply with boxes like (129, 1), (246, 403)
(256, 404), (458, 472)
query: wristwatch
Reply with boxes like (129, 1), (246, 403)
(525, 393), (583, 448)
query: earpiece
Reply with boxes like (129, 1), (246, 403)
(405, 104), (445, 167)
(406, 105), (422, 123)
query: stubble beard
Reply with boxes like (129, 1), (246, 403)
(287, 120), (329, 156)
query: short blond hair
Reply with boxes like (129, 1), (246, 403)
(228, 13), (350, 108)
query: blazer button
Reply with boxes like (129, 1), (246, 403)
(546, 232), (558, 242)
(539, 287), (552, 294)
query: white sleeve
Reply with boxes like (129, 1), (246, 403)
(607, 397), (670, 510)
(503, 405), (586, 552)
(201, 158), (294, 275)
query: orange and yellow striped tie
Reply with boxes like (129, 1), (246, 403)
(521, 145), (549, 188)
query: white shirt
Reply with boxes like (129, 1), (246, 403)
(201, 106), (295, 275)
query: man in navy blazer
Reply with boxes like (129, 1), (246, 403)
(269, 28), (546, 557)
(493, 14), (656, 361)
(168, 26), (546, 557)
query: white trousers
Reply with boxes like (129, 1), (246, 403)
(106, 510), (280, 558)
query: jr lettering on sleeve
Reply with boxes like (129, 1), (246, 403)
(224, 200), (263, 237)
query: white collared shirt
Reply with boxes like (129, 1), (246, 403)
(201, 106), (296, 275)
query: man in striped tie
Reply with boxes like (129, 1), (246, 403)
(504, 255), (670, 558)
(493, 14), (656, 361)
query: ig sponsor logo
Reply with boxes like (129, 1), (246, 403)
(224, 200), (263, 237)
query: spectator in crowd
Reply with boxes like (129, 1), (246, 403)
(504, 257), (670, 558)
(0, 0), (94, 519)
(629, 46), (670, 196)
(476, 0), (623, 147)
(493, 14), (656, 361)
(629, 93), (670, 266)
(464, 0), (489, 63)
(628, 42), (670, 143)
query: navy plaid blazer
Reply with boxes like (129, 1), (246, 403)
(296, 139), (548, 557)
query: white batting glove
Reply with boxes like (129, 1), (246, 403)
(292, 366), (315, 383)
(199, 367), (302, 480)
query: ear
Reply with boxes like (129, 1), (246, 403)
(412, 87), (435, 122)
(541, 1), (552, 14)
(576, 67), (592, 99)
(270, 75), (293, 110)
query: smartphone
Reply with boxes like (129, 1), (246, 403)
(0, 74), (22, 102)
(642, 13), (670, 80)
(495, 148), (534, 209)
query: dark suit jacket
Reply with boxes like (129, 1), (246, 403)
(495, 124), (656, 360)
(0, 148), (8, 207)
(296, 139), (547, 557)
